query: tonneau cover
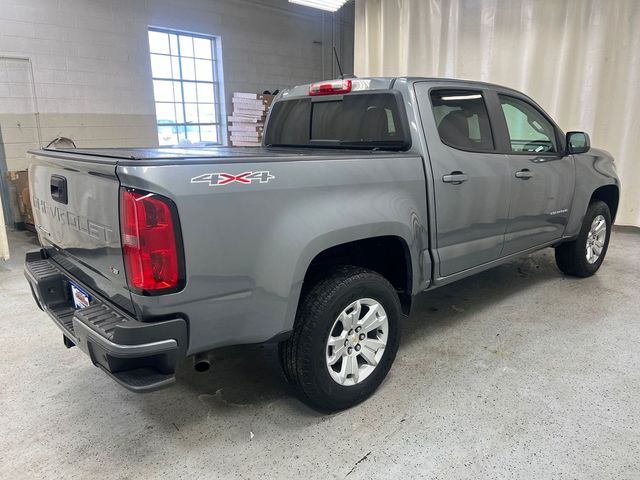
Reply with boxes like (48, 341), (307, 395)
(29, 146), (410, 166)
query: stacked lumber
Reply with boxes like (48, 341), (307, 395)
(228, 93), (275, 147)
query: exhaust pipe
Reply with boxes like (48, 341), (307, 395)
(193, 353), (211, 372)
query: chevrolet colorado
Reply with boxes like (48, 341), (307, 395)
(25, 77), (620, 411)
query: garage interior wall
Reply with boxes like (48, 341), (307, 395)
(354, 0), (639, 227)
(0, 0), (354, 171)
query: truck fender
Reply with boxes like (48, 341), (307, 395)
(564, 149), (620, 238)
(253, 221), (421, 336)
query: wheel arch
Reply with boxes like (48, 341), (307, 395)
(282, 225), (419, 334)
(302, 235), (414, 314)
(590, 184), (619, 222)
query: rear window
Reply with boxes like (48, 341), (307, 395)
(264, 92), (410, 150)
(430, 90), (495, 152)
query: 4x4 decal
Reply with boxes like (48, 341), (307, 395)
(191, 171), (274, 186)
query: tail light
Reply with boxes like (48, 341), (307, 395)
(120, 188), (184, 294)
(309, 79), (352, 96)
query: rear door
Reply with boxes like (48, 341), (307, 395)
(489, 92), (575, 255)
(29, 153), (134, 314)
(414, 83), (512, 278)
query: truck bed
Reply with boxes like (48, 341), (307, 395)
(27, 145), (427, 356)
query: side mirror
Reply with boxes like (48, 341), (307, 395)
(566, 131), (590, 154)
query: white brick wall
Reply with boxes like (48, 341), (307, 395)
(0, 0), (354, 170)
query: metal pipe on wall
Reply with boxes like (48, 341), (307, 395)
(0, 185), (9, 261)
(0, 126), (12, 229)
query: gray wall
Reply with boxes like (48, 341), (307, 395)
(0, 0), (354, 170)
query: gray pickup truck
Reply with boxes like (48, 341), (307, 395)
(25, 77), (619, 411)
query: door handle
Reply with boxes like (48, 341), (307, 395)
(50, 175), (68, 204)
(515, 169), (534, 180)
(442, 171), (468, 184)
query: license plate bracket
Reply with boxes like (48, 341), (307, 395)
(69, 282), (91, 310)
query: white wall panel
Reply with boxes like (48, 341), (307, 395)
(0, 0), (354, 169)
(355, 0), (639, 226)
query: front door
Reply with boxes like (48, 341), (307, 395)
(414, 84), (512, 278)
(494, 93), (575, 255)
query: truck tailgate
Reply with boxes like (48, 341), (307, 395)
(29, 154), (134, 314)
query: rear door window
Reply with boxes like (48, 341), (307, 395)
(430, 90), (495, 152)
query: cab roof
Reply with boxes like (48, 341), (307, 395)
(280, 76), (525, 99)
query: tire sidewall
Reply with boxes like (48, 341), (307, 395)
(304, 274), (401, 409)
(577, 201), (612, 274)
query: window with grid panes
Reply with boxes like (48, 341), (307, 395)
(148, 28), (223, 146)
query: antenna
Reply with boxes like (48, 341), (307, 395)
(333, 46), (344, 79)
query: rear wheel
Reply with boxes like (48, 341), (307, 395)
(279, 266), (401, 412)
(555, 200), (611, 277)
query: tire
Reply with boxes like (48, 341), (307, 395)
(555, 200), (611, 277)
(279, 266), (401, 412)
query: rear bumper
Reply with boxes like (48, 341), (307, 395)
(24, 249), (187, 392)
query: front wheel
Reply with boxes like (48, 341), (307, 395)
(555, 200), (612, 277)
(279, 266), (401, 412)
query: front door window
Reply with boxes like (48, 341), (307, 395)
(499, 95), (557, 154)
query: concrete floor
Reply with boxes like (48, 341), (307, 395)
(1, 229), (638, 480)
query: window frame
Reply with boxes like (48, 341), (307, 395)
(428, 88), (499, 154)
(148, 27), (224, 146)
(493, 92), (564, 156)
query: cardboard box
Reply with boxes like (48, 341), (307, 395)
(229, 93), (276, 147)
(232, 108), (267, 117)
(231, 141), (262, 147)
(7, 170), (34, 226)
(232, 92), (261, 100)
(232, 97), (270, 109)
(228, 125), (262, 134)
(228, 115), (261, 123)
(233, 93), (275, 104)
(230, 135), (262, 143)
